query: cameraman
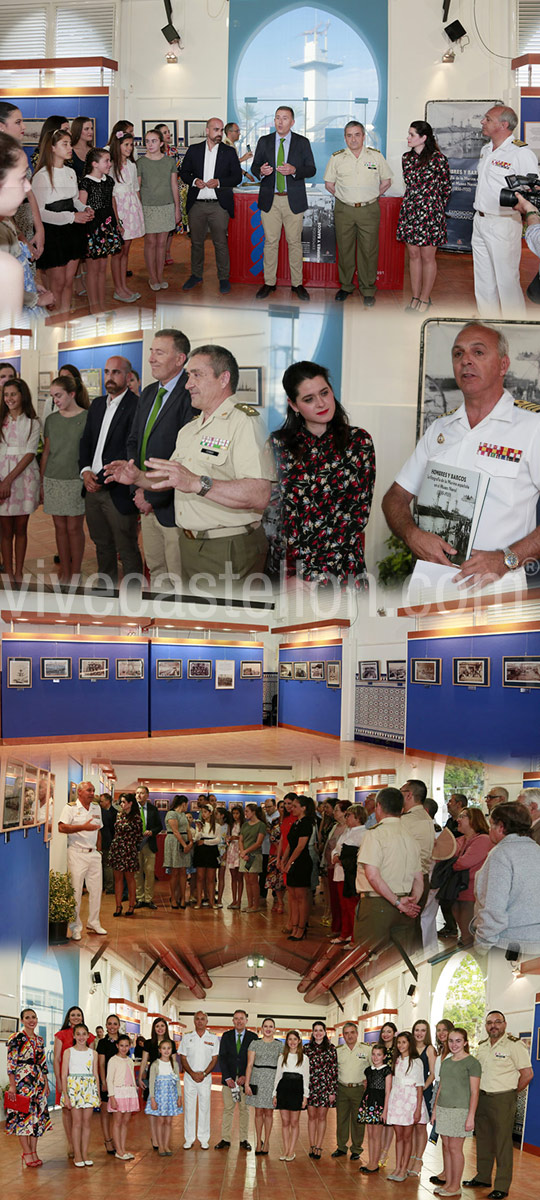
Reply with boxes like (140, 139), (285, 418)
(515, 191), (540, 302)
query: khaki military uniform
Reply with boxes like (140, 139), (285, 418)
(473, 1032), (532, 1192)
(354, 816), (422, 954)
(324, 145), (392, 295)
(170, 394), (276, 581)
(335, 1040), (370, 1155)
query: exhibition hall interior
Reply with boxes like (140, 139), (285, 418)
(2, 2), (540, 1199)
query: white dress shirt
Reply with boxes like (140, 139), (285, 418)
(80, 389), (128, 477)
(198, 143), (219, 200)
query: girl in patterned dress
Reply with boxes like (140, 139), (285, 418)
(144, 1037), (182, 1155)
(109, 130), (144, 303)
(107, 1034), (139, 1160)
(225, 803), (245, 909)
(396, 121), (451, 313)
(61, 1024), (100, 1168)
(383, 1031), (429, 1182)
(358, 1044), (392, 1174)
(5, 1008), (51, 1167)
(79, 148), (123, 313)
(377, 1020), (399, 1166)
(0, 378), (41, 581)
(305, 1021), (338, 1159)
(108, 793), (143, 917)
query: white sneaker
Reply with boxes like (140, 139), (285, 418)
(183, 1143), (193, 1149)
(86, 925), (107, 935)
(70, 931), (82, 941)
(84, 1160), (93, 1166)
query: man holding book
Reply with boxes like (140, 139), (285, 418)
(382, 322), (540, 587)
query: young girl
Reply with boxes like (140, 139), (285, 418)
(192, 802), (220, 908)
(32, 130), (94, 312)
(144, 1037), (182, 1155)
(79, 148), (124, 312)
(226, 803), (245, 910)
(431, 1027), (481, 1198)
(40, 375), (88, 582)
(109, 131), (144, 302)
(358, 1044), (392, 1174)
(407, 1018), (436, 1176)
(383, 1031), (428, 1183)
(377, 1021), (398, 1166)
(61, 1023), (100, 1168)
(106, 1033), (139, 1160)
(239, 803), (267, 913)
(0, 378), (40, 581)
(272, 1030), (310, 1162)
(137, 127), (180, 290)
(215, 805), (231, 907)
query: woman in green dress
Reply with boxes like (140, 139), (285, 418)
(239, 802), (267, 913)
(40, 373), (88, 582)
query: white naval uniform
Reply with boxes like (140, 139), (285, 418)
(59, 799), (103, 936)
(395, 388), (540, 576)
(472, 134), (538, 315)
(180, 1029), (220, 1147)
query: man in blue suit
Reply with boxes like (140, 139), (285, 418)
(251, 105), (316, 301)
(180, 117), (242, 293)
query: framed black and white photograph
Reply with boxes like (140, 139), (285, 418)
(22, 768), (37, 827)
(21, 116), (96, 147)
(302, 188), (337, 263)
(7, 657), (32, 688)
(80, 367), (102, 400)
(386, 660), (406, 682)
(293, 662), (309, 681)
(240, 660), (262, 679)
(326, 661), (342, 688)
(279, 662), (293, 680)
(0, 1015), (19, 1041)
(142, 118), (178, 146)
(502, 656), (540, 688)
(417, 319), (540, 439)
(410, 657), (442, 685)
(215, 659), (235, 690)
(309, 661), (326, 681)
(1, 761), (25, 831)
(453, 657), (490, 687)
(116, 658), (145, 681)
(358, 660), (380, 682)
(79, 657), (109, 681)
(38, 370), (53, 391)
(184, 119), (207, 146)
(40, 657), (72, 680)
(188, 659), (212, 680)
(156, 659), (183, 680)
(237, 367), (262, 407)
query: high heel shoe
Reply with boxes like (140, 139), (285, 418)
(104, 1138), (116, 1155)
(113, 907), (123, 917)
(21, 1154), (39, 1168)
(404, 297), (420, 312)
(288, 926), (307, 941)
(125, 907), (135, 916)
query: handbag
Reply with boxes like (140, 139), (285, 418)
(248, 1083), (258, 1095)
(4, 1093), (30, 1113)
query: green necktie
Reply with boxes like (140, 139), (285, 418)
(141, 805), (146, 832)
(236, 1034), (242, 1053)
(277, 137), (286, 193)
(140, 386), (166, 469)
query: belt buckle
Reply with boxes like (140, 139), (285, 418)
(183, 529), (195, 540)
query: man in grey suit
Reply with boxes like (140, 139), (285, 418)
(105, 329), (195, 589)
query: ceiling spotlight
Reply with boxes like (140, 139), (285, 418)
(442, 49), (455, 63)
(247, 974), (262, 989)
(247, 956), (255, 968)
(165, 50), (178, 64)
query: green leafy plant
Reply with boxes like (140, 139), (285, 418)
(49, 870), (76, 922)
(377, 534), (413, 587)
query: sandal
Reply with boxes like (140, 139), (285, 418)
(113, 907), (123, 917)
(104, 1138), (116, 1155)
(405, 297), (420, 311)
(125, 907), (135, 916)
(313, 1147), (322, 1159)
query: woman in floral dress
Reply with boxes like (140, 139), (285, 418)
(270, 361), (375, 587)
(396, 121), (451, 313)
(305, 1021), (338, 1159)
(5, 1008), (51, 1166)
(108, 793), (143, 917)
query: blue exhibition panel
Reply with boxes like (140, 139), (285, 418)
(406, 631), (540, 762)
(0, 826), (49, 951)
(524, 997), (540, 1153)
(16, 94), (110, 160)
(58, 339), (143, 381)
(278, 645), (342, 737)
(150, 790), (274, 810)
(1, 639), (149, 740)
(149, 643), (264, 733)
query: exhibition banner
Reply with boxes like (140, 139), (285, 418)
(426, 99), (501, 252)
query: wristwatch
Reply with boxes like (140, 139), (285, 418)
(502, 547), (520, 571)
(198, 475), (213, 496)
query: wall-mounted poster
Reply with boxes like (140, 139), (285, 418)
(237, 367), (262, 407)
(453, 657), (490, 686)
(80, 368), (102, 400)
(0, 1015), (19, 1041)
(309, 661), (326, 681)
(386, 660), (406, 682)
(326, 661), (341, 688)
(425, 99), (502, 252)
(156, 659), (182, 679)
(1, 761), (24, 830)
(142, 119), (179, 146)
(22, 767), (38, 826)
(116, 658), (145, 680)
(7, 657), (32, 688)
(215, 660), (235, 689)
(359, 660), (380, 682)
(410, 657), (442, 685)
(502, 656), (540, 688)
(240, 661), (262, 679)
(279, 662), (293, 680)
(40, 657), (72, 680)
(188, 659), (212, 680)
(79, 657), (109, 681)
(293, 662), (308, 680)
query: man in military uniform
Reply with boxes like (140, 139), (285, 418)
(144, 344), (275, 583)
(354, 786), (423, 954)
(324, 121), (392, 305)
(382, 322), (540, 588)
(332, 1021), (370, 1161)
(472, 105), (538, 316)
(464, 1010), (533, 1198)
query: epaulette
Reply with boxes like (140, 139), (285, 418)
(367, 147), (381, 153)
(235, 403), (259, 416)
(435, 405), (459, 418)
(332, 149), (346, 156)
(507, 1033), (520, 1041)
(514, 397), (540, 412)
(513, 139), (527, 147)
(478, 1037), (489, 1044)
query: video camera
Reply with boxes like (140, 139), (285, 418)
(500, 173), (540, 210)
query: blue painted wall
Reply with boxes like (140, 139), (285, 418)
(58, 340), (143, 382)
(278, 643), (342, 736)
(406, 631), (540, 761)
(0, 355), (21, 375)
(16, 95), (110, 163)
(523, 998), (540, 1152)
(2, 639), (149, 739)
(0, 826), (49, 950)
(150, 790), (274, 812)
(149, 643), (264, 732)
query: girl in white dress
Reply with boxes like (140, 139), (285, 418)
(0, 378), (40, 581)
(61, 1024), (100, 1168)
(109, 130), (144, 303)
(383, 1031), (428, 1182)
(226, 804), (245, 909)
(107, 1034), (139, 1160)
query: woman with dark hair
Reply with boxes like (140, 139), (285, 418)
(226, 802), (246, 909)
(281, 794), (315, 940)
(0, 106), (45, 262)
(31, 114), (70, 170)
(396, 120), (451, 312)
(5, 1008), (51, 1166)
(270, 360), (375, 586)
(97, 1014), (121, 1155)
(163, 794), (192, 909)
(69, 117), (94, 183)
(429, 1019), (455, 1159)
(451, 808), (492, 947)
(473, 801), (540, 951)
(276, 793), (297, 928)
(53, 1006), (95, 1157)
(40, 374), (87, 582)
(272, 1030), (310, 1162)
(305, 1021), (338, 1159)
(383, 1031), (428, 1183)
(192, 801), (220, 908)
(0, 377), (40, 581)
(108, 120), (135, 145)
(377, 1021), (398, 1167)
(58, 363), (90, 409)
(32, 129), (93, 311)
(245, 1016), (282, 1154)
(139, 1016), (171, 1151)
(108, 793), (143, 917)
(407, 1019), (436, 1176)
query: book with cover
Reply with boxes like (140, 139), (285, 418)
(414, 461), (489, 565)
